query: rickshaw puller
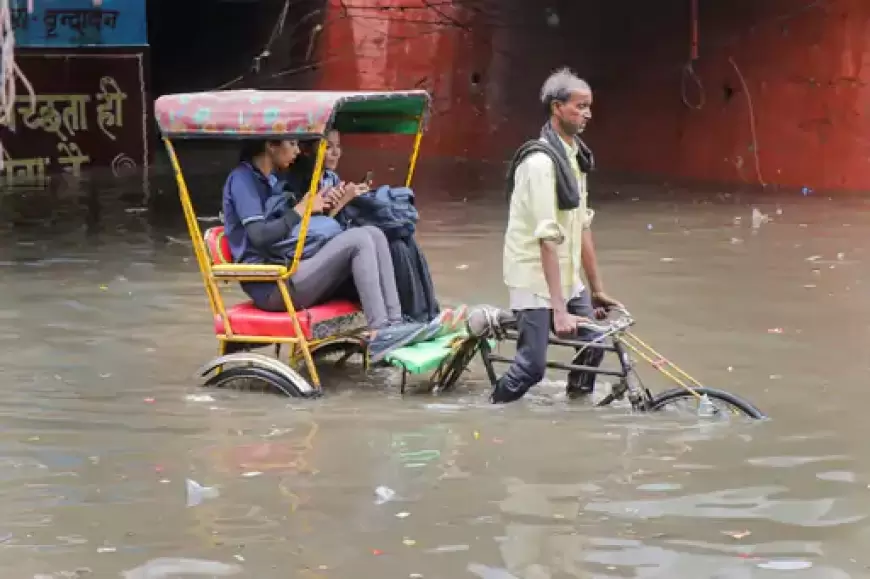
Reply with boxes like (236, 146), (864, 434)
(490, 67), (623, 404)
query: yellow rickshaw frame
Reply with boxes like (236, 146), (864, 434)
(154, 90), (431, 391)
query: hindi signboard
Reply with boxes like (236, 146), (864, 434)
(11, 0), (147, 47)
(0, 50), (148, 185)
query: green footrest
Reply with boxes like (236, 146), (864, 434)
(384, 332), (469, 374)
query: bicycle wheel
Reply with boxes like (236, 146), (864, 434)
(204, 366), (316, 398)
(648, 386), (766, 419)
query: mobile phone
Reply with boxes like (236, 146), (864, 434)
(363, 170), (374, 185)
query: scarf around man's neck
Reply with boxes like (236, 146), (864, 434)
(505, 121), (596, 211)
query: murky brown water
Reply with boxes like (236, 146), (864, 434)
(2, 171), (870, 578)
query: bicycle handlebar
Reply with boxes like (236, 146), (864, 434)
(576, 307), (635, 334)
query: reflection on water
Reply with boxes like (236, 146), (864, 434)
(2, 169), (870, 577)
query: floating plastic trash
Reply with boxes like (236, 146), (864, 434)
(751, 207), (769, 229)
(757, 560), (813, 570)
(186, 479), (219, 507)
(374, 485), (396, 505)
(122, 557), (242, 578)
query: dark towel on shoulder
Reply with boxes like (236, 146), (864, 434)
(505, 122), (595, 211)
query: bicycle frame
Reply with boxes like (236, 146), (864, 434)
(478, 312), (709, 411)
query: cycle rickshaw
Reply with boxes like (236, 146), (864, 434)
(155, 89), (765, 419)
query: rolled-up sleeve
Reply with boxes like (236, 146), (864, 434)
(228, 172), (265, 226)
(522, 154), (566, 244)
(582, 207), (595, 230)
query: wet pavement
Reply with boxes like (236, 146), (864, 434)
(2, 169), (870, 578)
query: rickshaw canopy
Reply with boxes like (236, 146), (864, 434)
(154, 89), (431, 139)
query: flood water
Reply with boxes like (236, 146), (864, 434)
(2, 169), (870, 578)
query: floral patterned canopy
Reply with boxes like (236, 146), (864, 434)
(154, 90), (430, 138)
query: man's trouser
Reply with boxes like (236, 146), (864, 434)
(491, 290), (604, 403)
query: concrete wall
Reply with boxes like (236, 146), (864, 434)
(313, 0), (870, 192)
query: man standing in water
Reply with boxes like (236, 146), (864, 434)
(490, 67), (623, 404)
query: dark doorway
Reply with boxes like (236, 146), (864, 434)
(146, 0), (325, 97)
(147, 0), (266, 96)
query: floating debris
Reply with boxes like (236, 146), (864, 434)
(186, 479), (220, 507)
(122, 558), (242, 578)
(758, 560), (812, 570)
(751, 207), (769, 229)
(185, 394), (215, 402)
(374, 485), (396, 505)
(722, 530), (752, 540)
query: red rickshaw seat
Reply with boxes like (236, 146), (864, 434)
(214, 300), (364, 340)
(203, 226), (366, 340)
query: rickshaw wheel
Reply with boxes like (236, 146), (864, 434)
(204, 366), (313, 398)
(198, 353), (318, 398)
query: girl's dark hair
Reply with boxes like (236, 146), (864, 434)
(285, 140), (317, 192)
(239, 139), (282, 163)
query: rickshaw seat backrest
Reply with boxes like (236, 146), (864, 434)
(204, 226), (233, 265)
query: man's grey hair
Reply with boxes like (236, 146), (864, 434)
(540, 67), (591, 116)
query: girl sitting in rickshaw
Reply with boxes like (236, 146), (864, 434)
(222, 138), (434, 362)
(284, 129), (450, 326)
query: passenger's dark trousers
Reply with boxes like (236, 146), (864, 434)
(491, 291), (605, 403)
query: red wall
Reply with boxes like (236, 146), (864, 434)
(314, 0), (870, 192)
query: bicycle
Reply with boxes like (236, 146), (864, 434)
(441, 306), (766, 419)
